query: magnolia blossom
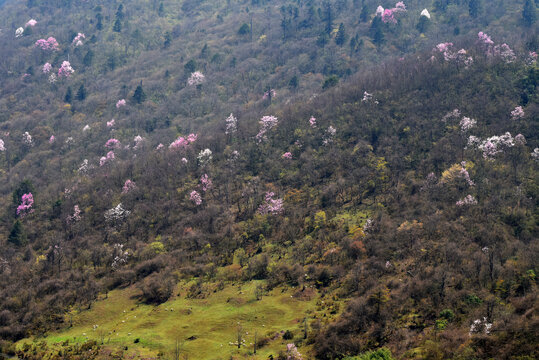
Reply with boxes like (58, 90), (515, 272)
(395, 1), (406, 11)
(225, 113), (237, 134)
(122, 179), (136, 194)
(282, 152), (292, 159)
(459, 162), (475, 186)
(187, 71), (205, 86)
(256, 115), (278, 142)
(459, 117), (476, 132)
(49, 135), (55, 144)
(456, 195), (477, 206)
(228, 150), (240, 162)
(111, 243), (129, 268)
(532, 148), (539, 161)
(511, 106), (524, 120)
(35, 37), (59, 51)
(476, 132), (515, 159)
(420, 8), (430, 18)
(105, 138), (121, 149)
(49, 73), (57, 83)
(23, 132), (33, 146)
(17, 193), (34, 217)
(58, 61), (74, 77)
(116, 99), (126, 108)
(15, 27), (24, 37)
(0, 139), (4, 151)
(309, 116), (316, 128)
(104, 203), (130, 223)
(78, 159), (89, 174)
(107, 119), (115, 128)
(133, 135), (144, 149)
(67, 205), (81, 223)
(190, 190), (202, 205)
(197, 148), (213, 165)
(258, 192), (284, 215)
(376, 5), (384, 16)
(72, 33), (85, 46)
(470, 317), (492, 335)
(42, 62), (52, 74)
(492, 44), (516, 63)
(514, 134), (526, 146)
(323, 126), (336, 145)
(156, 143), (164, 150)
(526, 51), (537, 65)
(181, 157), (188, 163)
(83, 124), (91, 132)
(263, 89), (276, 100)
(25, 19), (37, 27)
(200, 174), (212, 192)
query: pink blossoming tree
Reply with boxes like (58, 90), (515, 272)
(17, 193), (34, 217)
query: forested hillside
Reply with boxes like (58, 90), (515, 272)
(0, 0), (537, 359)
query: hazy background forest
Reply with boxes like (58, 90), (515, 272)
(0, 0), (537, 358)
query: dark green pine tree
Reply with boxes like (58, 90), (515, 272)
(133, 83), (146, 104)
(163, 32), (172, 49)
(113, 17), (122, 32)
(323, 0), (333, 35)
(360, 4), (369, 23)
(523, 0), (537, 26)
(8, 220), (26, 246)
(335, 23), (347, 46)
(76, 84), (86, 101)
(83, 49), (94, 66)
(416, 15), (430, 33)
(158, 2), (164, 16)
(468, 0), (481, 19)
(96, 13), (103, 30)
(370, 16), (384, 46)
(64, 86), (73, 103)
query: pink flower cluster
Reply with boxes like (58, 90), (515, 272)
(187, 71), (205, 86)
(309, 116), (316, 128)
(72, 33), (85, 46)
(42, 62), (52, 74)
(190, 190), (202, 205)
(435, 43), (473, 66)
(286, 343), (303, 360)
(100, 151), (115, 166)
(459, 162), (475, 186)
(200, 174), (212, 192)
(258, 192), (284, 215)
(122, 179), (136, 194)
(380, 1), (406, 24)
(477, 32), (516, 63)
(0, 139), (5, 152)
(25, 19), (37, 27)
(17, 193), (34, 217)
(58, 61), (74, 77)
(282, 152), (292, 159)
(49, 135), (55, 144)
(511, 106), (524, 120)
(35, 37), (59, 51)
(107, 119), (115, 128)
(256, 115), (278, 142)
(116, 99), (126, 108)
(169, 133), (197, 149)
(477, 32), (494, 46)
(105, 138), (121, 149)
(527, 51), (537, 65)
(456, 195), (477, 206)
(133, 135), (144, 149)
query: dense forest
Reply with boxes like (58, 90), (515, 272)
(0, 0), (537, 359)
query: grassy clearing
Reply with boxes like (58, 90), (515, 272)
(18, 280), (324, 359)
